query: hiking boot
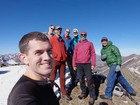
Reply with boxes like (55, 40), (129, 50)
(130, 91), (136, 96)
(69, 83), (76, 89)
(74, 79), (79, 86)
(88, 97), (95, 105)
(100, 95), (112, 100)
(62, 94), (72, 101)
(78, 93), (88, 100)
(66, 88), (72, 96)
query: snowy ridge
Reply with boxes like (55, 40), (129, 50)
(0, 65), (71, 105)
(127, 55), (140, 76)
(98, 56), (140, 76)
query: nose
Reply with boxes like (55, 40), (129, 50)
(43, 52), (51, 61)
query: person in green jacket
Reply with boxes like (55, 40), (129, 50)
(100, 37), (136, 101)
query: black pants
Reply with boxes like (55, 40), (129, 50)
(77, 63), (96, 99)
(66, 54), (76, 85)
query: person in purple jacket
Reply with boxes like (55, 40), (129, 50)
(72, 31), (96, 105)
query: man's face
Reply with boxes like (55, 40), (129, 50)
(49, 26), (55, 33)
(80, 33), (87, 41)
(65, 30), (70, 37)
(73, 32), (78, 36)
(20, 39), (53, 78)
(102, 40), (108, 47)
(55, 29), (62, 36)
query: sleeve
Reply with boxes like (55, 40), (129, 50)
(8, 82), (39, 105)
(49, 37), (53, 47)
(68, 40), (73, 55)
(70, 39), (74, 55)
(111, 45), (122, 65)
(14, 95), (38, 105)
(72, 44), (78, 67)
(100, 49), (107, 61)
(90, 42), (96, 67)
(64, 43), (67, 58)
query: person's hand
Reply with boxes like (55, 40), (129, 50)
(101, 54), (107, 61)
(91, 66), (95, 70)
(116, 65), (121, 72)
(73, 67), (77, 70)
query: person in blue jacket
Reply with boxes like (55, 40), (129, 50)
(69, 28), (81, 87)
(62, 29), (76, 88)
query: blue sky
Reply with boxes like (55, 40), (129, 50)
(0, 0), (140, 56)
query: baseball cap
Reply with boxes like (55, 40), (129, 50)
(101, 37), (108, 42)
(55, 26), (62, 30)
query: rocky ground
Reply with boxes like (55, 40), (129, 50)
(59, 65), (140, 105)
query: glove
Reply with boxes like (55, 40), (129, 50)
(115, 65), (121, 72)
(101, 54), (107, 61)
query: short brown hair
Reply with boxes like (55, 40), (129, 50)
(19, 32), (49, 54)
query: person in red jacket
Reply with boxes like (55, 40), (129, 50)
(73, 31), (96, 105)
(49, 26), (72, 100)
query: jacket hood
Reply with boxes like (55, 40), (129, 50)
(107, 41), (112, 46)
(103, 41), (112, 48)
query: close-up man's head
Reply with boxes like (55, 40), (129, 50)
(55, 26), (62, 36)
(19, 32), (53, 78)
(80, 31), (87, 41)
(101, 37), (108, 47)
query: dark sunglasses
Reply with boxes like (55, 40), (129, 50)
(51, 28), (55, 30)
(80, 34), (86, 36)
(101, 39), (108, 42)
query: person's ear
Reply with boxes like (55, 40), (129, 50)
(19, 53), (29, 65)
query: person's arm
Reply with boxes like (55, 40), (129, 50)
(101, 49), (107, 61)
(72, 44), (78, 70)
(7, 82), (39, 105)
(64, 43), (67, 58)
(111, 45), (122, 65)
(49, 37), (53, 47)
(90, 42), (96, 69)
(14, 94), (39, 105)
(70, 39), (74, 55)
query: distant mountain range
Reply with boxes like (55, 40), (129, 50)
(96, 54), (140, 76)
(0, 53), (140, 77)
(0, 53), (21, 66)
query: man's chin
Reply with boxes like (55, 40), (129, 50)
(41, 70), (51, 76)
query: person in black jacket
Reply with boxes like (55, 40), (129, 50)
(7, 32), (59, 105)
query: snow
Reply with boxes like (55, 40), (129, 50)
(6, 59), (18, 65)
(0, 65), (71, 105)
(128, 66), (140, 76)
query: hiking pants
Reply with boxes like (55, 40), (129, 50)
(50, 60), (66, 95)
(105, 64), (135, 99)
(77, 63), (96, 99)
(66, 54), (76, 85)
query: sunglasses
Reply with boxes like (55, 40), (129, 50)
(101, 39), (108, 42)
(50, 27), (55, 30)
(80, 34), (86, 36)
